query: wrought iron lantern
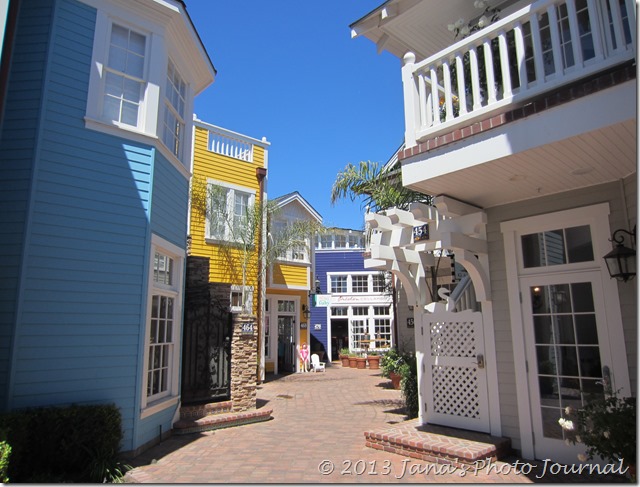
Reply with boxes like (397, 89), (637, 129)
(302, 304), (311, 319)
(603, 226), (636, 282)
(308, 279), (321, 307)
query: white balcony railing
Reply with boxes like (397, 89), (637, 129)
(207, 126), (255, 162)
(402, 0), (635, 148)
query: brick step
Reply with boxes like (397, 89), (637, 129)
(179, 401), (233, 420)
(173, 408), (273, 435)
(365, 420), (512, 468)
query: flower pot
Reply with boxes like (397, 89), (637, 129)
(348, 357), (358, 368)
(356, 357), (367, 369)
(367, 355), (380, 369)
(390, 372), (402, 390)
(340, 355), (350, 367)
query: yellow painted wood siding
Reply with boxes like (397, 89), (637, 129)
(271, 263), (308, 287)
(189, 125), (266, 312)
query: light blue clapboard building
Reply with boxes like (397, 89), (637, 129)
(0, 0), (215, 455)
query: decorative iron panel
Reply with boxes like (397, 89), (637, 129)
(181, 285), (232, 404)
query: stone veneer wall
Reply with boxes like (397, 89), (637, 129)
(230, 313), (258, 412)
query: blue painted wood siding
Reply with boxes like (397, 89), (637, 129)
(0, 0), (53, 412)
(0, 0), (190, 452)
(310, 251), (366, 353)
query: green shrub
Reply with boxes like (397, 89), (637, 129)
(0, 441), (11, 483)
(399, 355), (419, 419)
(0, 403), (129, 483)
(380, 348), (406, 378)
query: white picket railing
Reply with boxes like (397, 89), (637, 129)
(402, 0), (635, 148)
(208, 127), (255, 162)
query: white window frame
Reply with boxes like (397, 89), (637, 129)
(141, 235), (184, 418)
(161, 59), (187, 160)
(205, 179), (256, 243)
(83, 4), (195, 176)
(230, 284), (253, 314)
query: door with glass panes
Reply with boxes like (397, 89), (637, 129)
(507, 206), (631, 465)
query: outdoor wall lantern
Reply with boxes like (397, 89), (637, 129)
(302, 304), (311, 319)
(603, 225), (636, 282)
(308, 279), (321, 306)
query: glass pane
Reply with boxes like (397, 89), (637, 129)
(149, 320), (157, 344)
(108, 46), (127, 72)
(565, 225), (593, 263)
(127, 53), (144, 78)
(578, 346), (602, 377)
(534, 315), (554, 343)
(571, 282), (594, 312)
(110, 24), (128, 48)
(123, 78), (140, 102)
(541, 407), (564, 439)
(151, 295), (159, 318)
(522, 233), (543, 267)
(121, 101), (138, 125)
(559, 377), (581, 405)
(557, 346), (579, 376)
(581, 378), (604, 402)
(549, 284), (571, 313)
(539, 376), (559, 406)
(575, 315), (598, 344)
(537, 346), (558, 375)
(553, 315), (575, 344)
(129, 31), (146, 55)
(544, 230), (566, 265)
(157, 321), (165, 343)
(531, 286), (550, 313)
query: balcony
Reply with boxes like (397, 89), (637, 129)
(402, 0), (635, 147)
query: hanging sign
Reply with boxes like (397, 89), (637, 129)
(315, 294), (331, 307)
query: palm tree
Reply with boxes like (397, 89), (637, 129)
(330, 160), (431, 213)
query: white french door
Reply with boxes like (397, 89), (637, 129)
(521, 271), (614, 464)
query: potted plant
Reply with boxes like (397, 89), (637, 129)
(348, 353), (358, 368)
(355, 354), (367, 369)
(367, 351), (381, 370)
(339, 348), (350, 367)
(380, 349), (406, 389)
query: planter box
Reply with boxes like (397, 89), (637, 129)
(356, 357), (367, 369)
(340, 355), (350, 367)
(367, 356), (380, 369)
(390, 372), (402, 390)
(348, 357), (358, 368)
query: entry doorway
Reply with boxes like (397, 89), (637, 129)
(331, 319), (348, 359)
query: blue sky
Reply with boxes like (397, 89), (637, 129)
(185, 1), (404, 230)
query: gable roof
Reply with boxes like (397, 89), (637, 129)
(271, 192), (322, 223)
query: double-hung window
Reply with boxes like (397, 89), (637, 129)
(103, 24), (146, 127)
(206, 181), (256, 242)
(142, 237), (183, 416)
(162, 60), (186, 159)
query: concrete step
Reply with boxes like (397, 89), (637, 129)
(365, 419), (512, 467)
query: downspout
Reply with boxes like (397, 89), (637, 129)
(256, 166), (267, 383)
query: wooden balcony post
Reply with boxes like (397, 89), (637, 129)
(402, 52), (418, 148)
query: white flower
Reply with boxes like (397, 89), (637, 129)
(474, 0), (487, 9)
(447, 23), (456, 32)
(477, 15), (489, 28)
(603, 430), (610, 439)
(455, 18), (465, 28)
(565, 439), (572, 446)
(577, 453), (588, 462)
(558, 418), (575, 430)
(564, 406), (575, 415)
(576, 435), (582, 443)
(460, 25), (470, 36)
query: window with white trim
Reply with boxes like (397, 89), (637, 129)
(352, 275), (368, 293)
(144, 241), (183, 410)
(330, 275), (347, 293)
(206, 181), (256, 242)
(162, 60), (186, 160)
(231, 284), (253, 313)
(103, 23), (146, 127)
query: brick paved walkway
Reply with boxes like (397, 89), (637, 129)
(125, 365), (628, 483)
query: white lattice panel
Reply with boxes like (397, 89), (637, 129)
(428, 320), (477, 357)
(432, 365), (480, 418)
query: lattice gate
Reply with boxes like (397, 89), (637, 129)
(420, 308), (490, 432)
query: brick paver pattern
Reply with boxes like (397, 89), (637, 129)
(126, 366), (626, 483)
